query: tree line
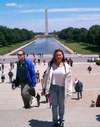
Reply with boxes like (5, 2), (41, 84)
(57, 25), (100, 46)
(0, 26), (35, 46)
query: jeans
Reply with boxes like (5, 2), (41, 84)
(21, 84), (32, 107)
(50, 85), (65, 124)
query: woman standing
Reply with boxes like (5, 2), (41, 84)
(43, 49), (72, 127)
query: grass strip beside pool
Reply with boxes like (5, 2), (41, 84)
(0, 39), (34, 55)
(60, 40), (100, 54)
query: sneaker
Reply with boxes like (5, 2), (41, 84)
(53, 123), (59, 127)
(24, 105), (31, 109)
(59, 121), (64, 127)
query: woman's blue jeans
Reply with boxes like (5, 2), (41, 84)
(50, 85), (65, 124)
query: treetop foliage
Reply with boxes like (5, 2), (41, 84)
(57, 25), (100, 46)
(0, 26), (35, 46)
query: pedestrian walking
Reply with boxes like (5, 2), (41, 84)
(87, 66), (92, 74)
(90, 100), (95, 107)
(1, 63), (4, 71)
(69, 58), (73, 67)
(36, 70), (40, 83)
(14, 50), (36, 109)
(1, 71), (5, 82)
(8, 70), (13, 83)
(73, 78), (83, 100)
(42, 49), (72, 127)
(43, 59), (46, 65)
(0, 66), (1, 71)
(10, 62), (14, 70)
(38, 59), (40, 64)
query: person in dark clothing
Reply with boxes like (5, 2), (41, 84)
(0, 66), (1, 71)
(36, 70), (40, 83)
(43, 59), (46, 65)
(90, 100), (96, 107)
(10, 62), (14, 70)
(74, 78), (83, 100)
(45, 93), (49, 103)
(38, 59), (40, 64)
(14, 50), (36, 109)
(69, 58), (73, 67)
(87, 66), (92, 74)
(12, 79), (18, 89)
(1, 71), (5, 82)
(1, 64), (4, 71)
(8, 70), (13, 83)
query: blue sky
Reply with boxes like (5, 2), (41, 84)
(0, 0), (100, 32)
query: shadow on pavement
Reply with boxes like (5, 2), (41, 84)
(29, 119), (52, 127)
(96, 114), (100, 121)
(71, 97), (79, 100)
(40, 100), (47, 104)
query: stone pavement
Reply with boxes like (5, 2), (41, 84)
(0, 62), (100, 127)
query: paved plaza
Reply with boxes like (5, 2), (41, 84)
(0, 61), (100, 127)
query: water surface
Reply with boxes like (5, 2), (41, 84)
(22, 38), (71, 55)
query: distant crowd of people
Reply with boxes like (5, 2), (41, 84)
(0, 62), (14, 83)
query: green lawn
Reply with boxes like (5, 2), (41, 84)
(60, 40), (100, 54)
(0, 39), (34, 55)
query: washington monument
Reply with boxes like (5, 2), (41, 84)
(45, 9), (48, 36)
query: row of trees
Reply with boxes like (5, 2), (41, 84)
(0, 26), (35, 46)
(57, 25), (100, 46)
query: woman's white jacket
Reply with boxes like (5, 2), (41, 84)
(43, 62), (72, 96)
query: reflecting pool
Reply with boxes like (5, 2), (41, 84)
(22, 38), (71, 55)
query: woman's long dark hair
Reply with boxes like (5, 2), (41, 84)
(49, 49), (65, 67)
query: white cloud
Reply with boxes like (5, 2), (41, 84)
(20, 9), (44, 13)
(47, 14), (100, 31)
(20, 14), (100, 32)
(19, 8), (100, 13)
(49, 8), (100, 13)
(49, 14), (100, 21)
(5, 3), (17, 7)
(5, 3), (24, 9)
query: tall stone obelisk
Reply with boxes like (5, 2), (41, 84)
(45, 9), (48, 36)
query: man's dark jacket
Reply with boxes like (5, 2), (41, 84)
(16, 59), (36, 87)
